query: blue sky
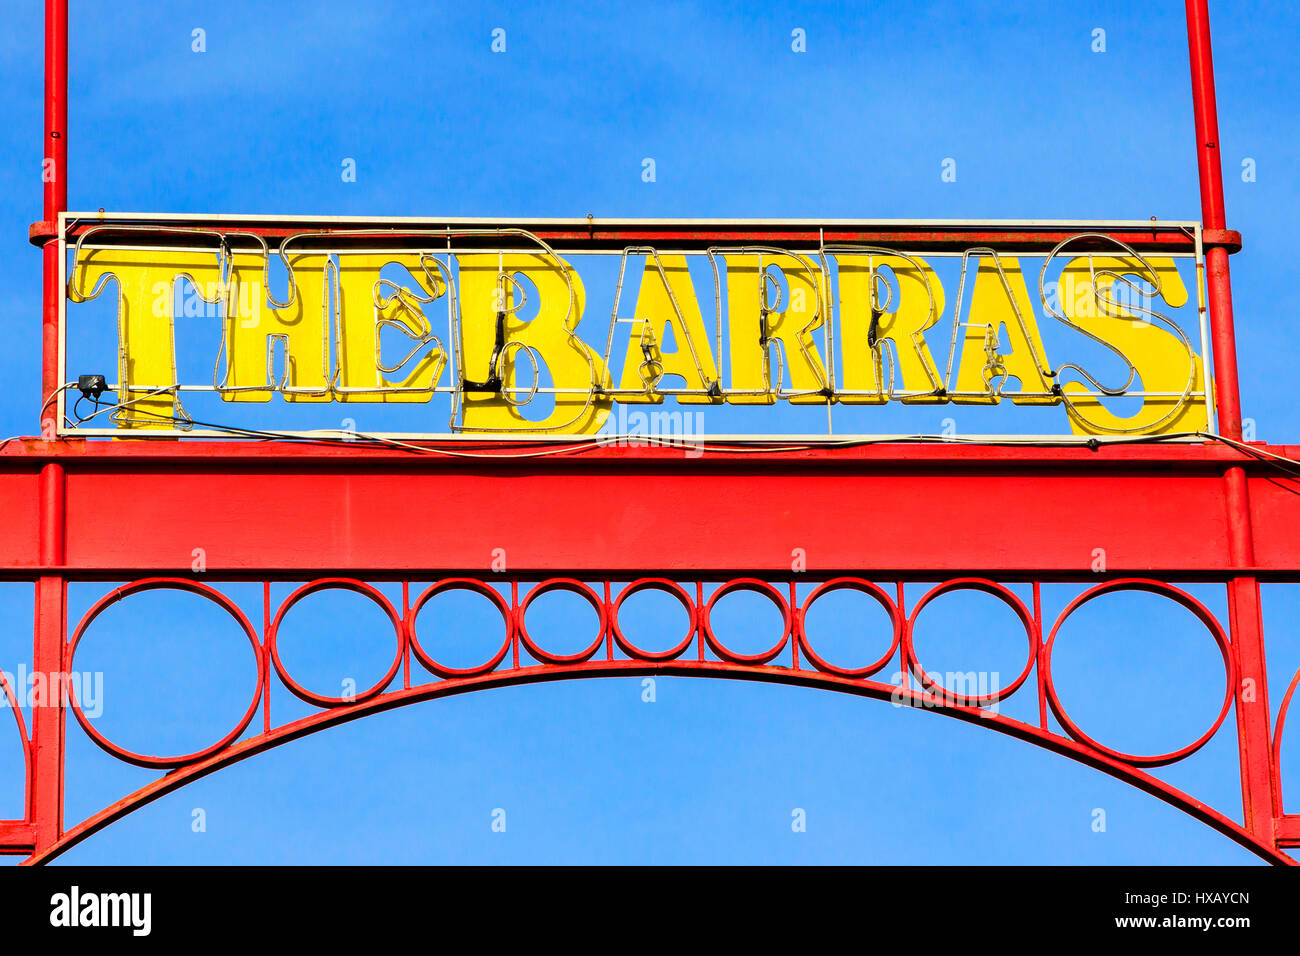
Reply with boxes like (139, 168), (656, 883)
(2, 0), (1300, 863)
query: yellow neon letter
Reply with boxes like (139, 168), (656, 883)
(1054, 256), (1206, 435)
(70, 249), (223, 430)
(837, 255), (944, 404)
(455, 253), (610, 433)
(725, 253), (828, 404)
(952, 255), (1056, 405)
(617, 254), (719, 404)
(223, 252), (332, 402)
(334, 254), (447, 403)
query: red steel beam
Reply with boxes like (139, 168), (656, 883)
(0, 441), (1299, 578)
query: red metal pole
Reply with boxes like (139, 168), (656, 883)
(1185, 0), (1276, 847)
(41, 0), (66, 411)
(31, 473), (65, 852)
(1186, 0), (1242, 441)
(31, 0), (69, 856)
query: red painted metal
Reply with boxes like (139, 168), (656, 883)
(797, 579), (899, 678)
(905, 579), (1037, 707)
(518, 579), (608, 665)
(4, 442), (1300, 578)
(410, 579), (514, 677)
(268, 579), (403, 707)
(12, 571), (1299, 867)
(41, 0), (65, 411)
(1187, 0), (1241, 440)
(4, 0), (1299, 866)
(703, 579), (792, 665)
(1043, 579), (1235, 768)
(1186, 0), (1279, 849)
(30, 217), (1242, 254)
(27, 0), (69, 860)
(610, 579), (697, 662)
(29, 472), (64, 850)
(65, 579), (264, 770)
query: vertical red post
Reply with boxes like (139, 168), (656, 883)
(1186, 0), (1243, 440)
(41, 0), (66, 409)
(31, 0), (69, 854)
(1185, 0), (1276, 846)
(31, 472), (65, 851)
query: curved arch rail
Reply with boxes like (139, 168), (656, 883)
(4, 574), (1294, 866)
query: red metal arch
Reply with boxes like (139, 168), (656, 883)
(21, 657), (1296, 867)
(9, 573), (1294, 866)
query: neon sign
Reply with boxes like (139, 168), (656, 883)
(59, 216), (1213, 439)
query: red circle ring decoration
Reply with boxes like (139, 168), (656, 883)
(409, 578), (513, 678)
(611, 578), (697, 662)
(66, 578), (265, 770)
(268, 578), (404, 708)
(797, 577), (901, 679)
(1042, 579), (1235, 768)
(702, 578), (791, 665)
(517, 578), (608, 665)
(904, 578), (1038, 708)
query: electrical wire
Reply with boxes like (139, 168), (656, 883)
(41, 382), (74, 418)
(27, 381), (1300, 481)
